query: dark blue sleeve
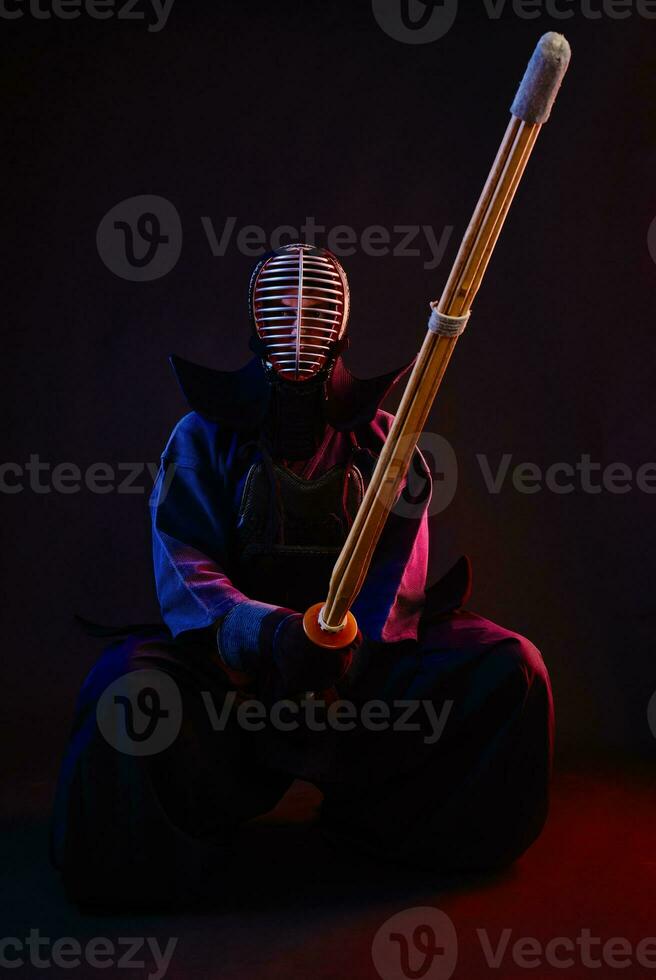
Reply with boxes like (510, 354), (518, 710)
(149, 415), (248, 637)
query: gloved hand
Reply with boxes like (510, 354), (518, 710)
(217, 600), (360, 698)
(268, 611), (357, 694)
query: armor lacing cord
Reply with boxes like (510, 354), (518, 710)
(427, 304), (471, 338)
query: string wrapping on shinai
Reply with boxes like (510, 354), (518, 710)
(427, 303), (471, 338)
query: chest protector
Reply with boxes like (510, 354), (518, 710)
(235, 453), (371, 612)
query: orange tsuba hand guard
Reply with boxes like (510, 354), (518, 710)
(303, 603), (359, 650)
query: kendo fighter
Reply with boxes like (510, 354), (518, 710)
(52, 243), (553, 907)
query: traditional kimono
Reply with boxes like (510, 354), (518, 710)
(51, 355), (553, 907)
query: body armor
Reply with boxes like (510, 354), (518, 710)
(234, 452), (374, 612)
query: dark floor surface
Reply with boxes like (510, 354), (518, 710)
(1, 761), (654, 979)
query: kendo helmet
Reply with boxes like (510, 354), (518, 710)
(249, 243), (350, 382)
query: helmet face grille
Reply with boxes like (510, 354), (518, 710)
(252, 245), (350, 382)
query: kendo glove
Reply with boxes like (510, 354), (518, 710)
(216, 601), (360, 698)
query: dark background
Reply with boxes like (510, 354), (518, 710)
(2, 0), (655, 785)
